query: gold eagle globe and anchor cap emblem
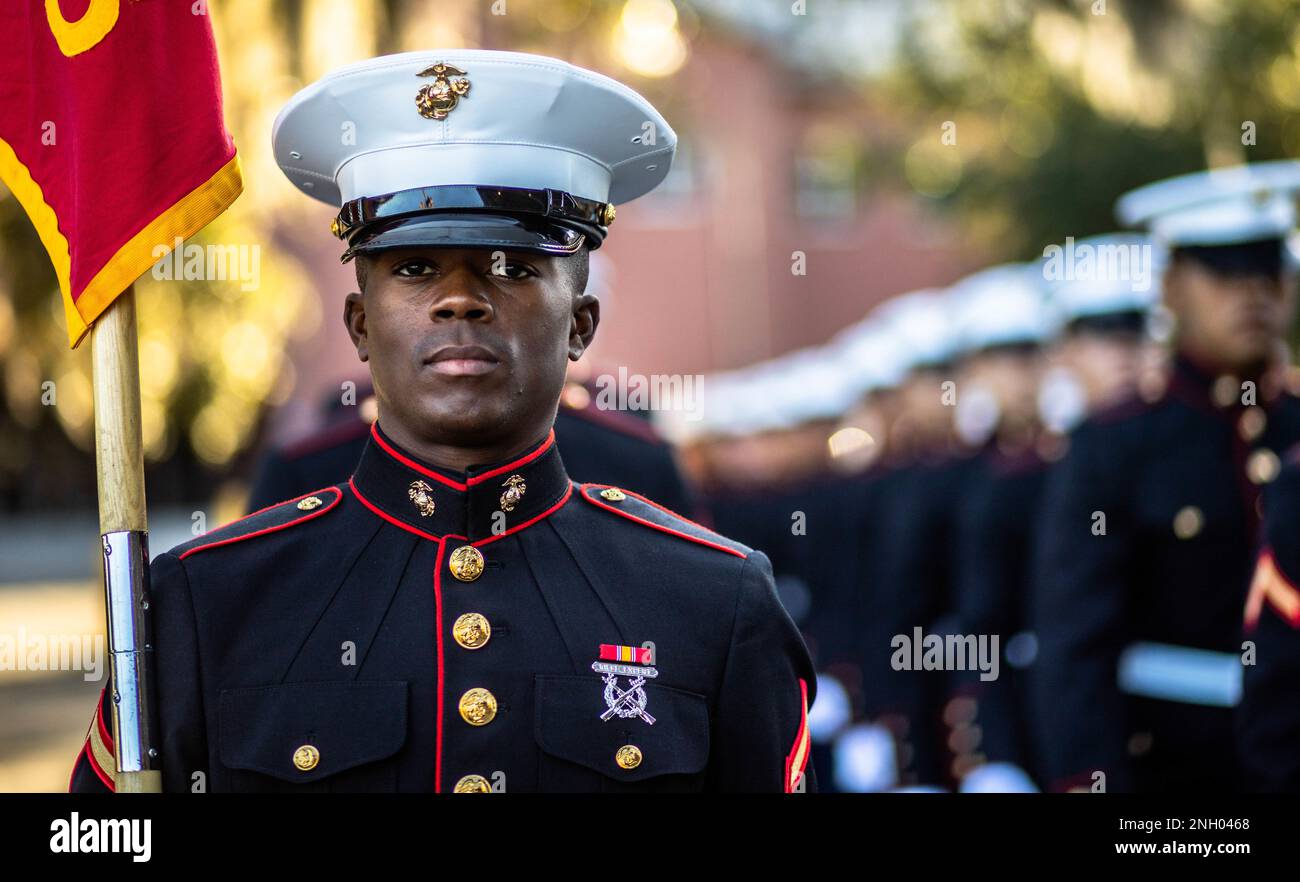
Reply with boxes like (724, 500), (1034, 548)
(408, 479), (436, 517)
(415, 61), (470, 120)
(499, 474), (526, 512)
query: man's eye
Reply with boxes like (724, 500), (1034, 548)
(394, 261), (434, 277)
(490, 262), (537, 280)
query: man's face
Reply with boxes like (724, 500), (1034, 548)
(344, 246), (597, 451)
(1055, 332), (1146, 409)
(1164, 257), (1294, 373)
(962, 347), (1043, 425)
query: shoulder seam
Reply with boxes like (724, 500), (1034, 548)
(579, 483), (748, 559)
(178, 486), (343, 560)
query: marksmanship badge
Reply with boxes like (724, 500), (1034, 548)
(592, 643), (657, 725)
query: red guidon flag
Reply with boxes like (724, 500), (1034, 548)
(0, 0), (242, 348)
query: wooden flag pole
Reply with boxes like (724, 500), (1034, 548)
(91, 284), (163, 793)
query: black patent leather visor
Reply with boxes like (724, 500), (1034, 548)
(334, 185), (611, 262)
(339, 212), (587, 262)
(1175, 238), (1285, 278)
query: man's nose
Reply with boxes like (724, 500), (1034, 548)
(429, 268), (494, 321)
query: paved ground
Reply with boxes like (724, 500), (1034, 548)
(0, 580), (105, 792)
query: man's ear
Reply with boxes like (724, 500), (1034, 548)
(569, 292), (600, 361)
(344, 291), (369, 363)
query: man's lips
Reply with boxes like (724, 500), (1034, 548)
(424, 344), (502, 377)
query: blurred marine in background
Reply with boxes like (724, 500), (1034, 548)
(1034, 162), (1300, 792)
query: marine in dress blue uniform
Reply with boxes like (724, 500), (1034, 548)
(69, 49), (815, 793)
(850, 292), (979, 790)
(949, 243), (1158, 792)
(1238, 446), (1300, 791)
(695, 352), (873, 791)
(1033, 162), (1300, 792)
(943, 264), (1060, 792)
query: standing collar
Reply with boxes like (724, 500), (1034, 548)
(349, 420), (573, 543)
(1167, 350), (1276, 414)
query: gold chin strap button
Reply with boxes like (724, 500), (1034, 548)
(297, 496), (323, 511)
(453, 613), (492, 650)
(293, 744), (320, 771)
(615, 744), (642, 770)
(449, 545), (485, 582)
(453, 774), (492, 793)
(599, 487), (626, 502)
(458, 688), (498, 726)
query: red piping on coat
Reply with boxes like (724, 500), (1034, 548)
(178, 487), (342, 559)
(580, 484), (748, 559)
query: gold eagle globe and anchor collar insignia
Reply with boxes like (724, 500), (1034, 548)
(350, 421), (573, 543)
(415, 61), (470, 120)
(499, 474), (526, 512)
(592, 643), (658, 726)
(408, 480), (436, 517)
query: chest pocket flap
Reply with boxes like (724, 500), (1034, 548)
(534, 674), (709, 783)
(219, 680), (408, 783)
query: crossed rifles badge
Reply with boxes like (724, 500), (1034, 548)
(592, 643), (657, 725)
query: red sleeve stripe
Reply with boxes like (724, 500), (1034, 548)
(1245, 547), (1300, 631)
(783, 678), (811, 793)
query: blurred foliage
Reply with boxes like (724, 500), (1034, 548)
(874, 0), (1300, 257)
(852, 0), (1300, 363)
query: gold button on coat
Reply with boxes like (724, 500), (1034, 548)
(449, 545), (485, 582)
(1239, 408), (1267, 442)
(1173, 506), (1204, 540)
(297, 496), (323, 511)
(615, 744), (642, 770)
(453, 774), (492, 793)
(1248, 449), (1281, 485)
(458, 688), (498, 726)
(600, 487), (626, 501)
(453, 613), (491, 650)
(293, 744), (320, 771)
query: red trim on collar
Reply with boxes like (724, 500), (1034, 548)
(472, 481), (575, 547)
(368, 423), (557, 491)
(469, 431), (557, 485)
(580, 483), (747, 559)
(351, 478), (575, 545)
(178, 487), (342, 560)
(356, 476), (574, 546)
(349, 477), (443, 541)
